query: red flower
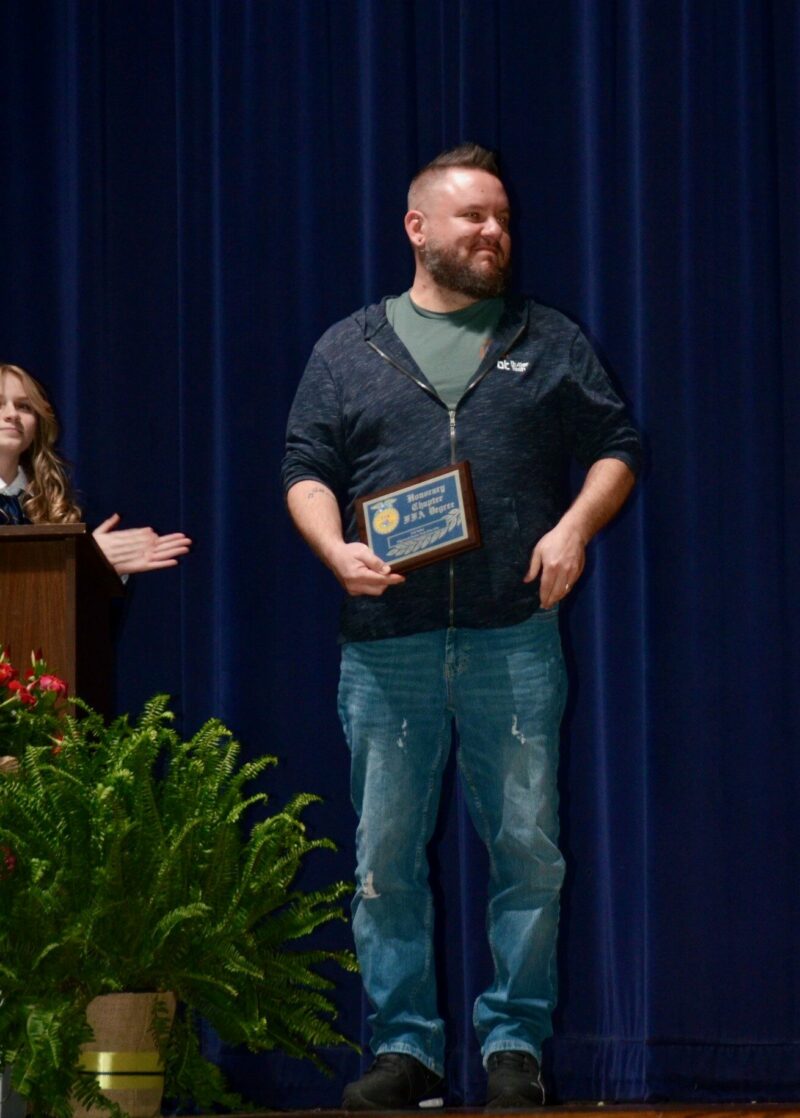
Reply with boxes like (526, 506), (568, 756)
(0, 662), (18, 685)
(7, 680), (37, 707)
(36, 674), (68, 699)
(0, 845), (16, 879)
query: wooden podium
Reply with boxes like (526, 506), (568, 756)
(0, 525), (125, 716)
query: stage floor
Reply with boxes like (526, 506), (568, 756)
(236, 1107), (800, 1117)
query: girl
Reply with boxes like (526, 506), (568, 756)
(0, 363), (190, 574)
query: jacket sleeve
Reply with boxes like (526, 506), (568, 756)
(561, 326), (643, 476)
(281, 346), (349, 502)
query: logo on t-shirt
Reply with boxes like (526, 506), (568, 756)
(496, 359), (529, 373)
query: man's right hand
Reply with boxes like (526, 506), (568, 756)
(286, 479), (405, 596)
(326, 540), (406, 597)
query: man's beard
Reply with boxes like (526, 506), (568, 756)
(420, 239), (509, 299)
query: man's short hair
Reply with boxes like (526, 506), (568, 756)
(408, 143), (502, 208)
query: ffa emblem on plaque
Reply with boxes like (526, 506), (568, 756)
(372, 500), (400, 535)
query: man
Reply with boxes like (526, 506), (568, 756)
(282, 144), (641, 1110)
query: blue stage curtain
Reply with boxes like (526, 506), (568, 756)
(1, 0), (799, 1105)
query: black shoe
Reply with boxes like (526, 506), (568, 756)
(342, 1053), (445, 1110)
(485, 1051), (545, 1109)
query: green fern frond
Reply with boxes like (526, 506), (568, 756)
(150, 902), (211, 947)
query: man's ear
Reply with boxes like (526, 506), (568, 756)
(404, 209), (425, 247)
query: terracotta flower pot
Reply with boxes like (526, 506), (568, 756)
(72, 992), (176, 1118)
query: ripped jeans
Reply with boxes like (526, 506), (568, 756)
(337, 610), (567, 1077)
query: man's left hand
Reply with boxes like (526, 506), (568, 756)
(524, 521), (586, 608)
(523, 458), (636, 608)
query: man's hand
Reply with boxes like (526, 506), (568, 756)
(286, 480), (405, 597)
(523, 457), (636, 608)
(524, 521), (586, 608)
(326, 540), (406, 597)
(93, 513), (192, 575)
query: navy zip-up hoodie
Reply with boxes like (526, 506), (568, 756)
(282, 295), (641, 642)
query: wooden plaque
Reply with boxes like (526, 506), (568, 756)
(355, 461), (481, 574)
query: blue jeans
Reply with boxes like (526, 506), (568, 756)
(337, 610), (567, 1077)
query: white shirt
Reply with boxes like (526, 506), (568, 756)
(0, 466), (28, 496)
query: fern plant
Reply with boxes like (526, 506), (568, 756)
(0, 656), (356, 1118)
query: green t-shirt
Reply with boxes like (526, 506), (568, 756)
(386, 292), (504, 409)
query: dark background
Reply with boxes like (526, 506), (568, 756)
(2, 0), (799, 1105)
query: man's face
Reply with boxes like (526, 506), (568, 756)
(413, 168), (511, 299)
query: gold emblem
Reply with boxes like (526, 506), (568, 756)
(372, 501), (400, 535)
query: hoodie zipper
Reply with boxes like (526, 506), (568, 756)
(448, 408), (457, 625)
(366, 340), (440, 400)
(367, 319), (526, 627)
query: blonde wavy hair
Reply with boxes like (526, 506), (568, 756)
(0, 364), (82, 523)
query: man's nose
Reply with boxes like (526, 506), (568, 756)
(481, 217), (503, 239)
